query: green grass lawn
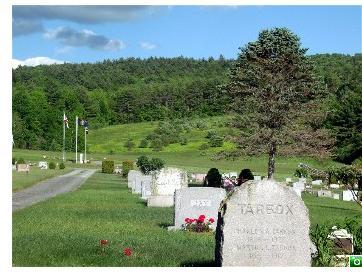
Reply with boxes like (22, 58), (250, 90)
(12, 168), (73, 192)
(12, 172), (362, 266)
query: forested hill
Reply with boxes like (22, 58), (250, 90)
(12, 54), (362, 153)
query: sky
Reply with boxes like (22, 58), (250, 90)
(12, 5), (362, 67)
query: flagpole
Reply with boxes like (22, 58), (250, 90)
(84, 126), (87, 163)
(75, 116), (78, 164)
(63, 111), (65, 162)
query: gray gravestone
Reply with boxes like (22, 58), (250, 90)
(147, 167), (188, 207)
(141, 175), (152, 200)
(133, 174), (143, 194)
(170, 187), (226, 230)
(16, 164), (30, 173)
(215, 180), (312, 266)
(317, 190), (332, 198)
(128, 170), (141, 189)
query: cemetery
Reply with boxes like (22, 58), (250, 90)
(10, 5), (362, 268)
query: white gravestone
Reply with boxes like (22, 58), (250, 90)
(147, 167), (188, 207)
(132, 174), (143, 194)
(128, 170), (141, 189)
(342, 190), (358, 201)
(312, 180), (322, 186)
(38, 161), (48, 170)
(170, 187), (226, 230)
(333, 194), (340, 200)
(215, 180), (313, 266)
(194, 173), (206, 182)
(141, 175), (152, 200)
(229, 172), (238, 178)
(329, 184), (339, 189)
(254, 176), (261, 181)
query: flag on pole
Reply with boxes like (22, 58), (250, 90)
(78, 118), (89, 133)
(64, 113), (69, 129)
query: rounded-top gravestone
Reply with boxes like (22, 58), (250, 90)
(215, 179), (313, 266)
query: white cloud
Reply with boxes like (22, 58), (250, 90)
(140, 41), (157, 50)
(12, 57), (65, 69)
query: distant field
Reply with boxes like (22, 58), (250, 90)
(12, 168), (72, 192)
(88, 116), (237, 154)
(12, 172), (362, 266)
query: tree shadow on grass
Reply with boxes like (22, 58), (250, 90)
(181, 260), (216, 267)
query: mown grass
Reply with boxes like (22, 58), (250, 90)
(12, 172), (362, 266)
(88, 116), (237, 154)
(12, 168), (72, 192)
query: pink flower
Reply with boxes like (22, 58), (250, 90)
(209, 218), (215, 223)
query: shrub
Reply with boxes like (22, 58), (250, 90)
(49, 162), (56, 169)
(208, 135), (223, 147)
(204, 168), (222, 188)
(124, 139), (135, 151)
(102, 160), (114, 174)
(17, 158), (25, 164)
(138, 139), (148, 148)
(180, 137), (188, 146)
(352, 157), (362, 169)
(59, 162), (65, 169)
(205, 130), (217, 139)
(12, 157), (16, 165)
(122, 160), (134, 177)
(136, 155), (165, 175)
(294, 168), (308, 178)
(237, 169), (254, 185)
(310, 223), (334, 266)
(150, 138), (163, 152)
(199, 143), (209, 150)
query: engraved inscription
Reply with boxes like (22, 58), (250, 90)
(190, 199), (212, 207)
(236, 203), (293, 215)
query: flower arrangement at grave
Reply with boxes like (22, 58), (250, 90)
(183, 215), (215, 232)
(222, 177), (235, 192)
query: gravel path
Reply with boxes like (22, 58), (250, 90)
(12, 168), (97, 212)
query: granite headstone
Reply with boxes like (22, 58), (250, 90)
(147, 167), (188, 207)
(215, 179), (312, 266)
(170, 187), (226, 230)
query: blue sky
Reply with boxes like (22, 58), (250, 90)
(12, 5), (362, 66)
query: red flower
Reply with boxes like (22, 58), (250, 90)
(197, 215), (206, 223)
(209, 218), (215, 223)
(100, 239), (109, 246)
(123, 247), (132, 256)
(185, 217), (192, 224)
